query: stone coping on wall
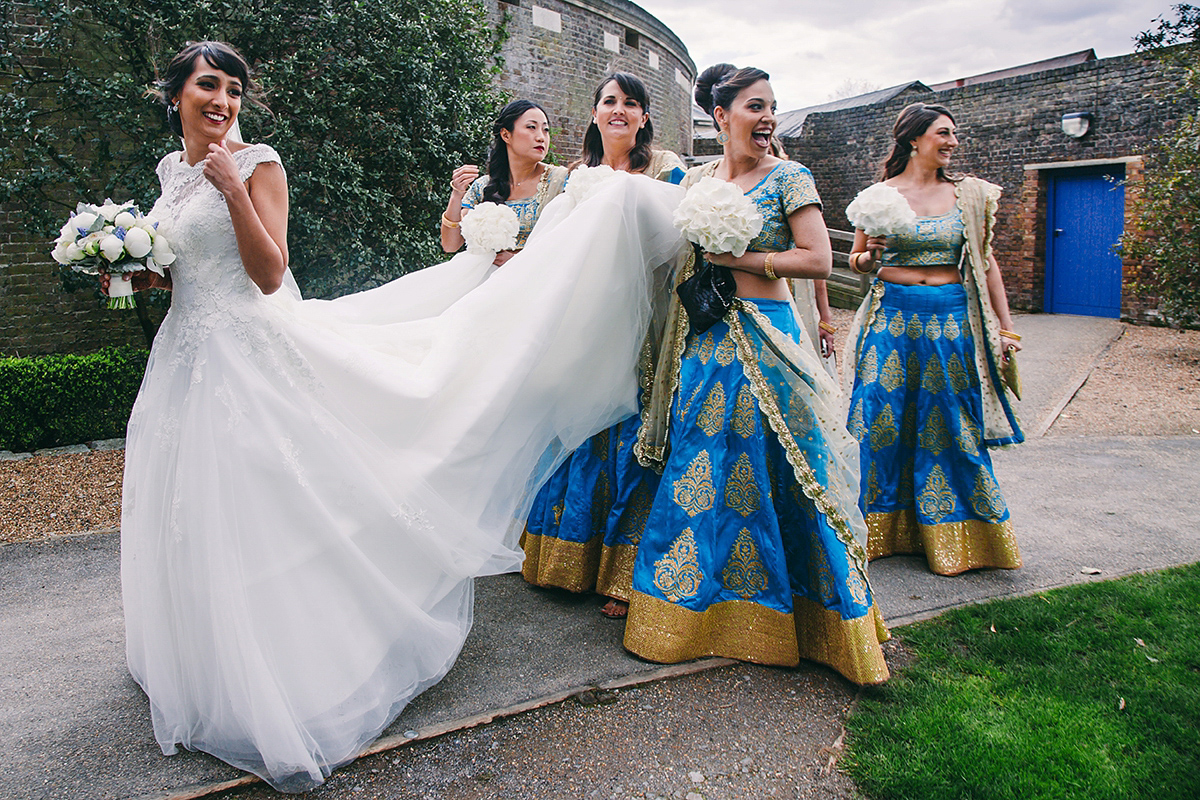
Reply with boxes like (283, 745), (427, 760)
(0, 438), (125, 461)
(1023, 155), (1143, 171)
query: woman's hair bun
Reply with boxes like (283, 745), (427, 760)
(695, 63), (737, 114)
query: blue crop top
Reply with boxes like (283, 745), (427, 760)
(881, 205), (966, 267)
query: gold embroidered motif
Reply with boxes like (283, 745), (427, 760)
(899, 465), (914, 502)
(865, 462), (881, 506)
(925, 314), (942, 341)
(696, 382), (726, 437)
(906, 352), (921, 392)
(907, 313), (923, 339)
(943, 314), (961, 340)
(880, 350), (904, 392)
(714, 332), (736, 366)
(721, 528), (769, 599)
(917, 464), (957, 522)
(946, 354), (970, 393)
(591, 470), (612, 533)
(653, 527), (704, 602)
(870, 404), (898, 451)
(732, 385), (757, 438)
(918, 406), (952, 456)
(849, 398), (867, 443)
(921, 359), (946, 393)
(859, 345), (879, 385)
(872, 310), (888, 333)
(957, 408), (981, 456)
(888, 310), (906, 336)
(724, 453), (761, 517)
(971, 468), (1007, 520)
(698, 332), (715, 364)
(618, 479), (653, 544)
(901, 402), (918, 448)
(673, 449), (716, 517)
(787, 397), (817, 434)
(590, 427), (610, 460)
(677, 384), (701, 423)
(552, 501), (564, 526)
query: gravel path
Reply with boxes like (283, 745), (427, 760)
(3, 318), (1196, 547)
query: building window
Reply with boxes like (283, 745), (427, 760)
(648, 50), (659, 70)
(625, 28), (640, 49)
(532, 6), (561, 32)
(675, 67), (690, 90)
(604, 31), (621, 52)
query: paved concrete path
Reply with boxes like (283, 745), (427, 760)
(3, 313), (1197, 800)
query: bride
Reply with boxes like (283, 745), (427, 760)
(116, 41), (683, 791)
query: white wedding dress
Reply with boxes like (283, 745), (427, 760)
(121, 144), (684, 791)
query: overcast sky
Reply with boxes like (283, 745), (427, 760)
(636, 0), (1171, 112)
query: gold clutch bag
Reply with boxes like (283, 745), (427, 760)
(1001, 351), (1022, 401)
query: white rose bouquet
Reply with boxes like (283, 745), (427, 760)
(460, 202), (520, 257)
(672, 176), (763, 257)
(564, 164), (618, 206)
(51, 200), (175, 309)
(845, 183), (917, 237)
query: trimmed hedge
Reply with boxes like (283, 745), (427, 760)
(0, 346), (148, 452)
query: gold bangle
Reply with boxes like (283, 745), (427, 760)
(441, 212), (460, 229)
(818, 320), (837, 335)
(850, 252), (873, 274)
(763, 252), (779, 280)
(999, 329), (1021, 341)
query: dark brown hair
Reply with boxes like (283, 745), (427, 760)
(579, 72), (655, 173)
(154, 41), (266, 138)
(482, 99), (548, 204)
(695, 63), (770, 131)
(882, 102), (958, 181)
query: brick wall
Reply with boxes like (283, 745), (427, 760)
(780, 50), (1186, 321)
(488, 0), (695, 160)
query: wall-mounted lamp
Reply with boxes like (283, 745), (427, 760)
(1061, 112), (1093, 139)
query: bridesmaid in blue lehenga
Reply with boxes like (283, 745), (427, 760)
(521, 72), (685, 617)
(844, 102), (1024, 576)
(626, 65), (889, 685)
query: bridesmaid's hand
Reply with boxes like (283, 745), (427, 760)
(862, 235), (887, 265)
(202, 140), (245, 198)
(703, 251), (736, 267)
(99, 270), (171, 293)
(449, 165), (480, 198)
(493, 250), (517, 267)
(818, 322), (837, 357)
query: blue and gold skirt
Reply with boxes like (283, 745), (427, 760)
(624, 299), (889, 685)
(849, 282), (1021, 575)
(521, 408), (659, 601)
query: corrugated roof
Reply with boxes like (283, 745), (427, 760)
(929, 49), (1096, 90)
(773, 82), (932, 138)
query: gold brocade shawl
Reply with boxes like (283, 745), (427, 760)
(842, 176), (1023, 447)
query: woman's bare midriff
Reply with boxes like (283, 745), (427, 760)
(734, 269), (795, 302)
(878, 263), (961, 286)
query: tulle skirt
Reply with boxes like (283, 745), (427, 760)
(847, 282), (1021, 575)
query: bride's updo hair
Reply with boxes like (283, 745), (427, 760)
(695, 63), (770, 129)
(483, 99), (548, 204)
(154, 41), (266, 137)
(578, 72), (655, 173)
(883, 102), (958, 181)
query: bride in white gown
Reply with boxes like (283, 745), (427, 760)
(118, 42), (684, 791)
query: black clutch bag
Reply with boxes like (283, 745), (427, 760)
(676, 244), (736, 334)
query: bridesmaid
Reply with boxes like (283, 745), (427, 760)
(627, 64), (889, 685)
(844, 102), (1023, 576)
(441, 99), (569, 265)
(521, 72), (685, 618)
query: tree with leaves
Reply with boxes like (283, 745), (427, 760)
(1122, 3), (1200, 326)
(0, 0), (505, 313)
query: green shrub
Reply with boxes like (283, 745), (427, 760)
(0, 346), (148, 452)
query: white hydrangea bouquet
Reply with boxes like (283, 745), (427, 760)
(564, 164), (617, 206)
(671, 176), (763, 333)
(51, 200), (175, 309)
(672, 176), (763, 257)
(845, 183), (917, 237)
(460, 202), (520, 257)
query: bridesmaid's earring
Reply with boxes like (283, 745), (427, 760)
(717, 130), (729, 145)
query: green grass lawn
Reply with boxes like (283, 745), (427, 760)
(845, 563), (1200, 800)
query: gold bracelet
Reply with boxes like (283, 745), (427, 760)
(998, 329), (1021, 341)
(850, 252), (874, 275)
(818, 320), (837, 335)
(763, 252), (779, 280)
(441, 212), (460, 229)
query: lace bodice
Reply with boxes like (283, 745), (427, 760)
(151, 144), (285, 317)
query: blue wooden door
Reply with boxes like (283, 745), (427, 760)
(1045, 166), (1125, 317)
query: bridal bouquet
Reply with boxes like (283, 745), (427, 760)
(51, 200), (175, 308)
(672, 176), (763, 257)
(672, 176), (763, 333)
(460, 202), (520, 257)
(564, 164), (617, 206)
(845, 183), (917, 237)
